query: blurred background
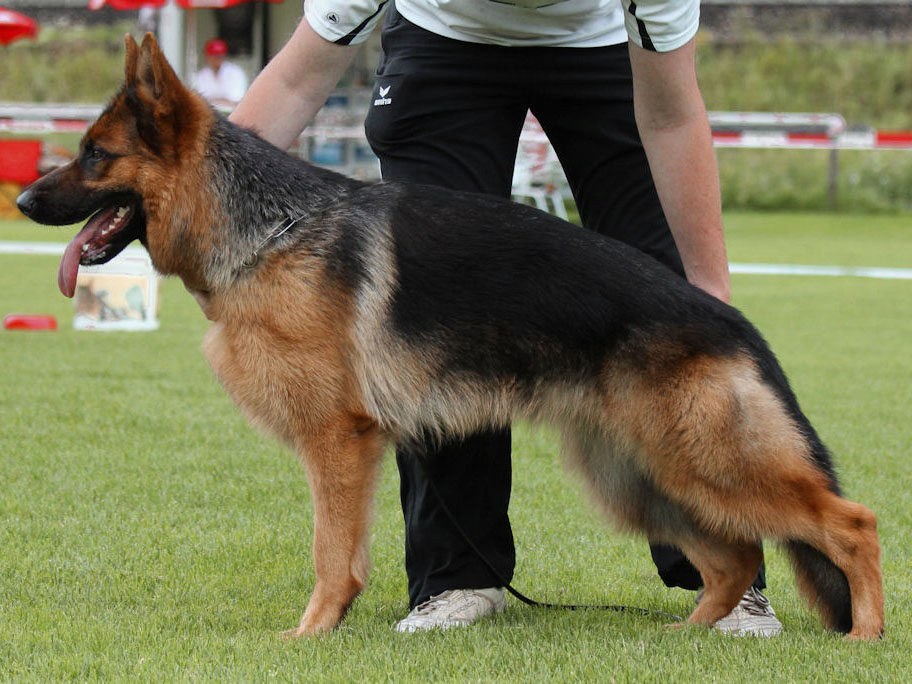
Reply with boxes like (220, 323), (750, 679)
(0, 7), (910, 675)
(1, 0), (911, 215)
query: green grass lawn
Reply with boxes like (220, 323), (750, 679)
(1, 212), (910, 681)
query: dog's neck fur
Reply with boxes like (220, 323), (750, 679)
(155, 115), (365, 292)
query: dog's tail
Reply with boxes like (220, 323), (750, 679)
(777, 386), (854, 633)
(782, 424), (853, 634)
(781, 413), (853, 633)
(784, 539), (852, 633)
(747, 336), (854, 633)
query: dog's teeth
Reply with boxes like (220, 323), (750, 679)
(116, 206), (128, 218)
(81, 243), (89, 253)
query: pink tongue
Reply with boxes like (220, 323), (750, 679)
(58, 207), (120, 298)
(58, 226), (94, 298)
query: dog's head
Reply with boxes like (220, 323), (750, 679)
(17, 33), (211, 297)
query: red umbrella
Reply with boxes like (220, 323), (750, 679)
(88, 0), (165, 10)
(89, 0), (279, 9)
(176, 0), (279, 7)
(85, 0), (284, 78)
(0, 7), (39, 45)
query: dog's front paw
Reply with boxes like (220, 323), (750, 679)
(281, 622), (328, 640)
(281, 610), (343, 639)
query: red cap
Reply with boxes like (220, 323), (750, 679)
(205, 38), (228, 57)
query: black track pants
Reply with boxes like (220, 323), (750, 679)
(365, 5), (765, 608)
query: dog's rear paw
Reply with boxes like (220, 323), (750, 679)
(844, 627), (885, 642)
(281, 626), (309, 640)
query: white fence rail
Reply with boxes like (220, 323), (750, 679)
(3, 102), (911, 209)
(3, 102), (910, 151)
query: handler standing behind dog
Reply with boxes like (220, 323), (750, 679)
(194, 38), (248, 108)
(231, 0), (782, 637)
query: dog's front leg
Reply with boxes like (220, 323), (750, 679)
(286, 414), (386, 637)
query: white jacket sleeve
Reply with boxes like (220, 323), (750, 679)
(304, 0), (389, 45)
(621, 0), (699, 52)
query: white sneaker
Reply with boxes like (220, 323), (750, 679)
(697, 586), (783, 637)
(394, 588), (507, 633)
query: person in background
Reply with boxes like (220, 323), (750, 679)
(194, 38), (248, 108)
(230, 0), (783, 638)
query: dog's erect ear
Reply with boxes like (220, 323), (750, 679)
(125, 32), (184, 106)
(122, 32), (193, 154)
(124, 33), (139, 82)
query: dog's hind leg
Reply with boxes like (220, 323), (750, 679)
(600, 351), (883, 638)
(672, 537), (763, 628)
(286, 413), (386, 637)
(664, 438), (883, 638)
(560, 423), (762, 629)
(711, 474), (882, 639)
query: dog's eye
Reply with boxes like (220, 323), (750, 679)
(82, 144), (110, 165)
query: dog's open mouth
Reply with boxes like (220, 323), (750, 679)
(59, 202), (144, 298)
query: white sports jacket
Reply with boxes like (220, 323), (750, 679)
(304, 0), (699, 51)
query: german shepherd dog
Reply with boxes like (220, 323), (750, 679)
(17, 34), (883, 640)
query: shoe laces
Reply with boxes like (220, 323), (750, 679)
(694, 586), (773, 616)
(738, 586), (773, 616)
(413, 590), (456, 614)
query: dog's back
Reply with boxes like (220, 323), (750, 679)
(333, 183), (784, 429)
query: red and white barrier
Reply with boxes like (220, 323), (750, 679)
(711, 129), (912, 151)
(0, 103), (102, 134)
(872, 131), (912, 150)
(706, 111), (912, 150)
(3, 104), (911, 151)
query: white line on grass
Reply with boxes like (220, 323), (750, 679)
(729, 263), (912, 280)
(2, 241), (911, 280)
(0, 241), (146, 257)
(0, 241), (67, 255)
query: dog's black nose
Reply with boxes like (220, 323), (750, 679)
(16, 188), (35, 216)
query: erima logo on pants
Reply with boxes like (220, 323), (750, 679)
(374, 85), (392, 106)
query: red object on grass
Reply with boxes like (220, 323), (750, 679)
(0, 7), (39, 45)
(0, 138), (42, 184)
(3, 314), (57, 331)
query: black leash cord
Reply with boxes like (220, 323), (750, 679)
(416, 452), (684, 623)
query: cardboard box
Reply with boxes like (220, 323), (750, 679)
(73, 249), (159, 331)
